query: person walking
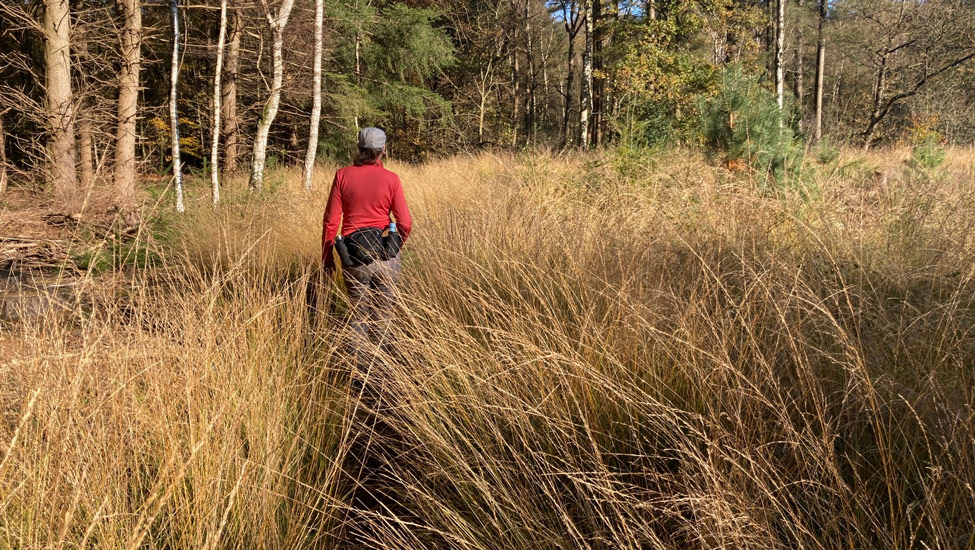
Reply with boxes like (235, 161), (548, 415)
(322, 128), (418, 546)
(322, 127), (412, 347)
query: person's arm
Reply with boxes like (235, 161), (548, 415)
(322, 174), (343, 272)
(390, 175), (412, 243)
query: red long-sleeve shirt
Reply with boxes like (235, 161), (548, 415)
(321, 161), (412, 268)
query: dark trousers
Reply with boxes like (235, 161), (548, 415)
(343, 252), (402, 347)
(341, 253), (415, 544)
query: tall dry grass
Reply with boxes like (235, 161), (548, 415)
(1, 149), (974, 549)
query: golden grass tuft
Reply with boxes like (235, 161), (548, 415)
(1, 149), (974, 548)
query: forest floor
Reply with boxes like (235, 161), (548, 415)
(0, 187), (137, 273)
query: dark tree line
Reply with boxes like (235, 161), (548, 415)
(1, 0), (974, 211)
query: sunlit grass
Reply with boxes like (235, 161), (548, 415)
(1, 148), (974, 549)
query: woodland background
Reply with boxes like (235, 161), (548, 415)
(3, 1), (975, 548)
(2, 0), (974, 211)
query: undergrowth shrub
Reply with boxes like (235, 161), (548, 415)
(814, 136), (840, 165)
(907, 133), (946, 177)
(698, 66), (804, 188)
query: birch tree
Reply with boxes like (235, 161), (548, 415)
(793, 0), (804, 127)
(590, 0), (602, 145)
(44, 0), (77, 197)
(775, 0), (785, 122)
(210, 0), (228, 205)
(249, 0), (296, 191)
(169, 0), (184, 213)
(0, 110), (8, 194)
(813, 0), (826, 141)
(579, 0), (593, 148)
(114, 0), (142, 215)
(302, 0), (323, 190)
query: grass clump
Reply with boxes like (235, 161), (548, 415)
(1, 151), (974, 548)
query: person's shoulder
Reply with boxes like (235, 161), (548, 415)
(332, 164), (357, 183)
(379, 165), (402, 183)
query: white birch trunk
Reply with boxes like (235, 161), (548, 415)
(114, 0), (141, 215)
(303, 0), (323, 190)
(580, 0), (593, 149)
(44, 0), (78, 198)
(794, 0), (804, 131)
(354, 27), (361, 129)
(813, 0), (827, 142)
(249, 0), (296, 191)
(210, 0), (228, 205)
(169, 0), (184, 213)
(775, 0), (785, 124)
(476, 63), (494, 144)
(0, 111), (8, 194)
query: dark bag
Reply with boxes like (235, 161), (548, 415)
(333, 236), (354, 267)
(383, 230), (403, 260)
(344, 227), (387, 266)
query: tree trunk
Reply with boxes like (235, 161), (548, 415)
(114, 0), (141, 215)
(303, 0), (323, 190)
(75, 36), (95, 190)
(606, 0), (622, 139)
(831, 57), (843, 114)
(561, 23), (576, 148)
(169, 0), (184, 213)
(862, 51), (889, 148)
(78, 119), (94, 189)
(591, 0), (602, 146)
(222, 4), (241, 172)
(354, 27), (361, 129)
(511, 38), (520, 147)
(0, 112), (8, 194)
(541, 31), (550, 130)
(524, 0), (537, 143)
(44, 0), (78, 199)
(580, 0), (593, 149)
(475, 60), (494, 144)
(861, 50), (973, 149)
(210, 0), (228, 205)
(813, 0), (826, 141)
(478, 90), (488, 144)
(775, 0), (785, 122)
(793, 0), (804, 128)
(250, 0), (296, 190)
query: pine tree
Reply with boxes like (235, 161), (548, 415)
(114, 0), (142, 216)
(44, 0), (77, 199)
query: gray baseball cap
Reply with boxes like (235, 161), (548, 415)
(357, 127), (386, 149)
